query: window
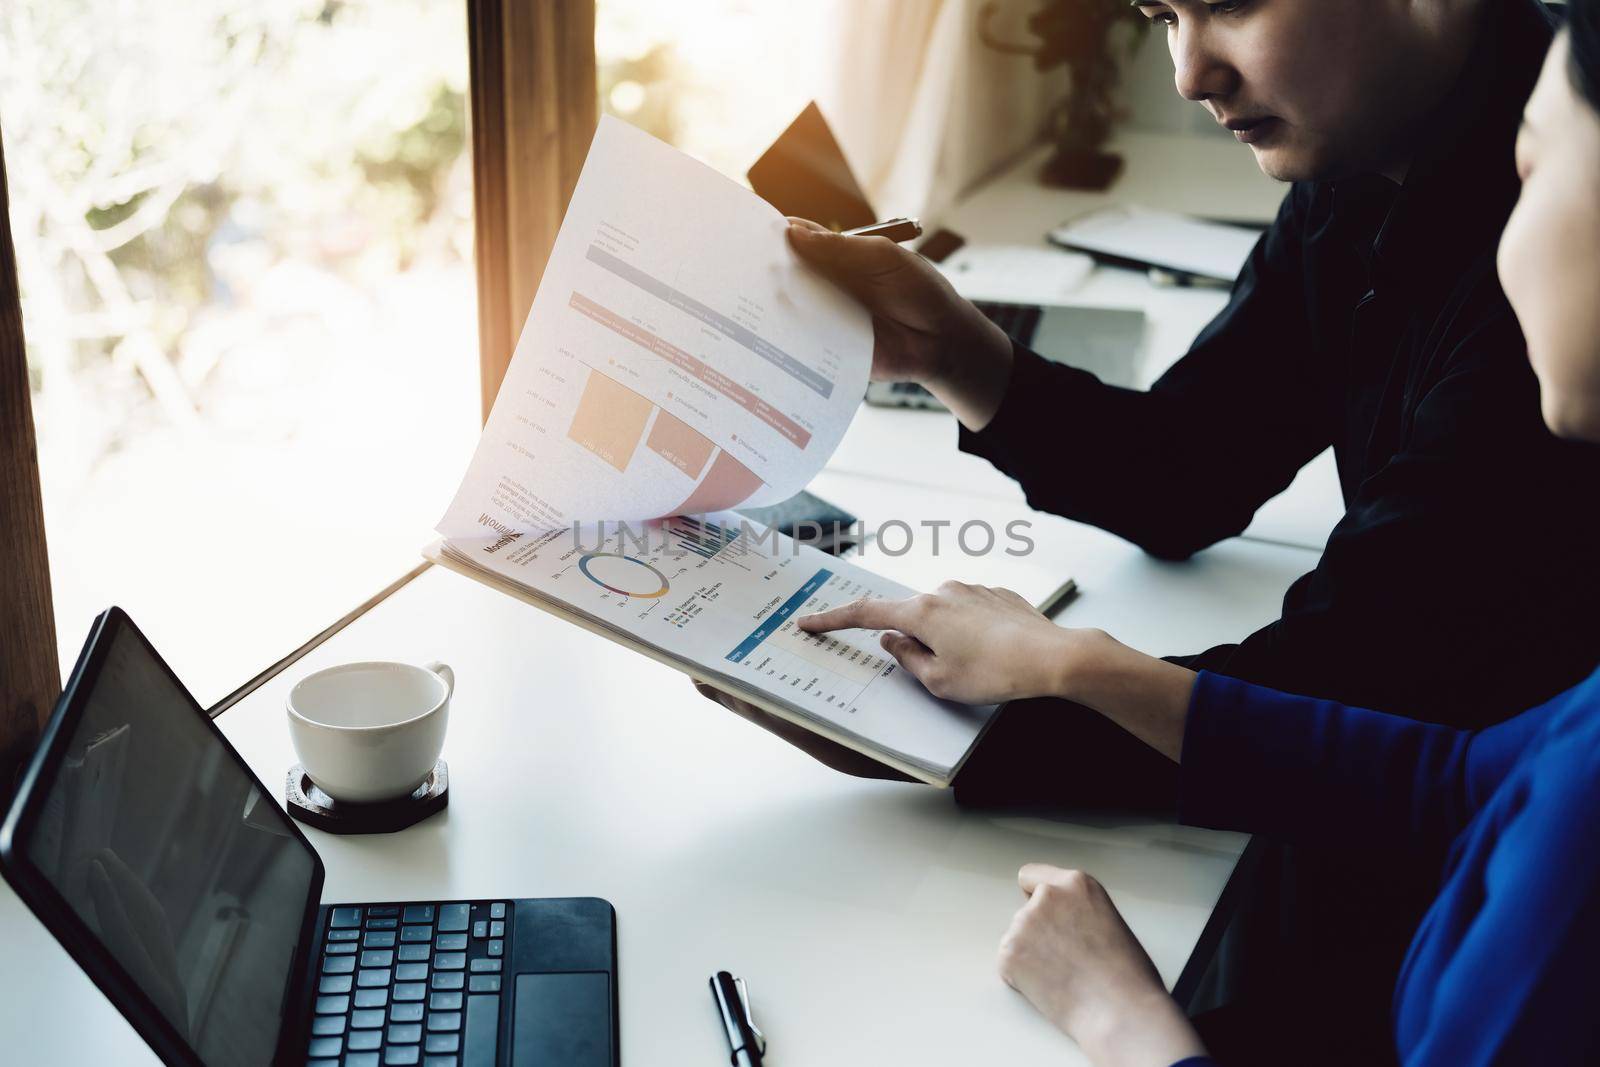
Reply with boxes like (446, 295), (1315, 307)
(595, 1), (835, 183)
(4, 0), (480, 705)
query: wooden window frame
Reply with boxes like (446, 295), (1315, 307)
(468, 0), (598, 420)
(0, 2), (597, 790)
(0, 128), (60, 795)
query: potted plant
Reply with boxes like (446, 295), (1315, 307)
(979, 0), (1146, 189)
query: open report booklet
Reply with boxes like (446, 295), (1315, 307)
(427, 117), (1002, 785)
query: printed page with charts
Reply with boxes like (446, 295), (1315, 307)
(428, 117), (1001, 785)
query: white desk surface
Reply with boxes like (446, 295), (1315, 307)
(0, 130), (1336, 1064)
(0, 494), (1317, 1065)
(949, 131), (1287, 241)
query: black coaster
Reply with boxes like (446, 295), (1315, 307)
(286, 760), (448, 835)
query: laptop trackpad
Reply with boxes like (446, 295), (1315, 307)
(513, 972), (612, 1066)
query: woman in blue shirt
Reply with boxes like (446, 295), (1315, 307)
(791, 4), (1600, 1064)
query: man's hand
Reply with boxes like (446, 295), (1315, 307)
(801, 583), (1199, 761)
(998, 865), (1206, 1067)
(786, 218), (1014, 429)
(797, 581), (1092, 705)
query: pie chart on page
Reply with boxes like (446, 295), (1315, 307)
(578, 553), (672, 599)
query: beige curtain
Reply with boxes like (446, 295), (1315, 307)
(813, 0), (1068, 222)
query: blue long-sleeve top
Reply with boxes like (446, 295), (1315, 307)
(1168, 665), (1600, 1066)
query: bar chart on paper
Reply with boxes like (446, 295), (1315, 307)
(724, 567), (898, 715)
(436, 116), (872, 542)
(563, 277), (815, 513)
(431, 117), (997, 783)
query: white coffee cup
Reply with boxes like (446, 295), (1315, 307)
(287, 660), (454, 804)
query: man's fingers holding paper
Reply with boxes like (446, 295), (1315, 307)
(784, 216), (905, 280)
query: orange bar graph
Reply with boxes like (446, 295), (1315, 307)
(668, 449), (765, 516)
(645, 409), (716, 479)
(567, 369), (653, 471)
(569, 291), (813, 449)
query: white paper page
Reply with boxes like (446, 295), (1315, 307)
(1049, 205), (1261, 282)
(937, 244), (1094, 304)
(438, 117), (872, 539)
(443, 516), (997, 777)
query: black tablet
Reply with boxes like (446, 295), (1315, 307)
(0, 607), (324, 1067)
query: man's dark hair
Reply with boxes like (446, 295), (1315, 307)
(1570, 0), (1600, 109)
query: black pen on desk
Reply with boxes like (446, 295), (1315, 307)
(841, 216), (923, 243)
(710, 970), (766, 1067)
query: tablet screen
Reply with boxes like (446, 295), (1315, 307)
(22, 618), (315, 1066)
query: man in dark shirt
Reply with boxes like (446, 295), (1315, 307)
(708, 0), (1600, 1061)
(956, 0), (1590, 803)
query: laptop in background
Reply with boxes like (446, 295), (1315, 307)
(747, 102), (877, 235)
(747, 103), (1146, 409)
(0, 607), (618, 1067)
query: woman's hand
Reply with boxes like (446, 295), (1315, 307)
(785, 218), (1014, 430)
(797, 581), (1096, 706)
(999, 865), (1206, 1067)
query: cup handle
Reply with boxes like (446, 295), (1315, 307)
(424, 661), (455, 698)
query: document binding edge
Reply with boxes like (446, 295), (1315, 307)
(423, 539), (1010, 788)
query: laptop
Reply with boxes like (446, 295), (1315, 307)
(748, 103), (1146, 410)
(0, 607), (618, 1067)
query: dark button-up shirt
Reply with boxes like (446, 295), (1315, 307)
(959, 0), (1592, 739)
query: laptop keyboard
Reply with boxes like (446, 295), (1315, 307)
(306, 901), (510, 1067)
(975, 300), (1043, 343)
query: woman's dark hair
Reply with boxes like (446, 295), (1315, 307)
(1570, 0), (1600, 111)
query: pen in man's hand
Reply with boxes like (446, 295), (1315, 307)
(840, 216), (923, 243)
